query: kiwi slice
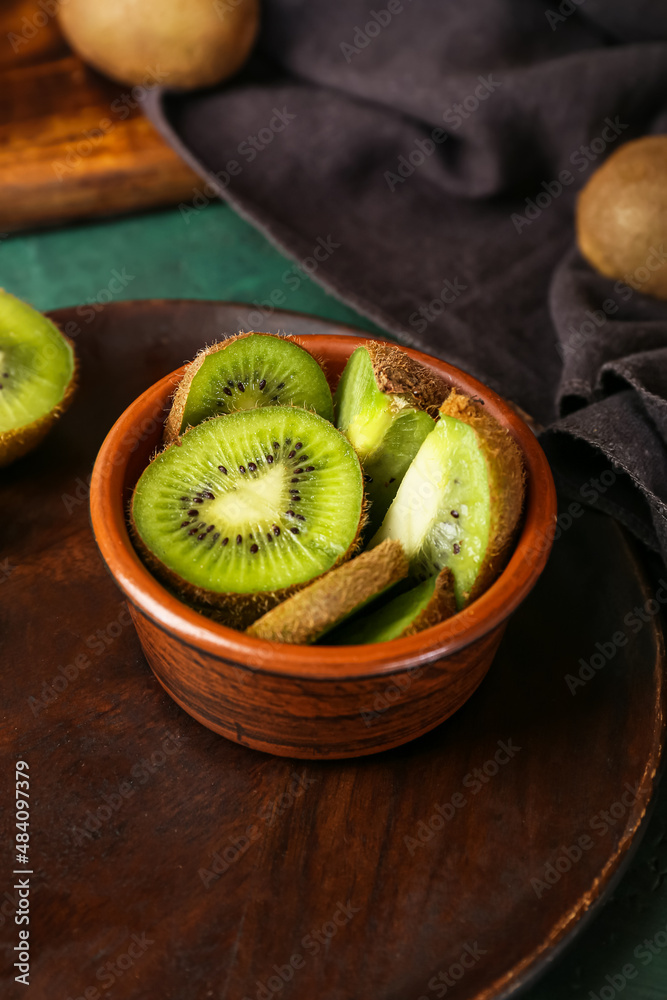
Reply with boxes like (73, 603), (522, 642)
(131, 405), (364, 629)
(334, 343), (446, 536)
(0, 290), (76, 467)
(369, 390), (525, 608)
(327, 567), (457, 645)
(164, 332), (334, 443)
(246, 539), (408, 645)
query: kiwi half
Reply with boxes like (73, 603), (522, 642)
(335, 343), (446, 536)
(326, 567), (457, 645)
(246, 539), (409, 645)
(369, 390), (525, 608)
(0, 290), (76, 467)
(164, 332), (334, 444)
(131, 406), (364, 629)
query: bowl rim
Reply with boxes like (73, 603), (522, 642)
(90, 334), (557, 680)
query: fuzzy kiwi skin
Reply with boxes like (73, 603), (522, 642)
(577, 136), (667, 300)
(336, 342), (448, 538)
(332, 566), (457, 645)
(129, 523), (306, 630)
(164, 331), (331, 445)
(358, 341), (449, 415)
(0, 331), (77, 469)
(441, 390), (525, 604)
(57, 0), (259, 91)
(246, 539), (409, 644)
(403, 568), (457, 637)
(129, 503), (367, 632)
(129, 522), (367, 633)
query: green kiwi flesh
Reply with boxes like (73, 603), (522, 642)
(0, 289), (76, 466)
(165, 332), (333, 443)
(326, 567), (457, 644)
(335, 343), (445, 536)
(246, 539), (408, 645)
(369, 390), (525, 608)
(131, 406), (364, 627)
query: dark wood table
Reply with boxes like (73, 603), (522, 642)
(0, 300), (664, 1000)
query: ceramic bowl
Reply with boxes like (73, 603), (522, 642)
(90, 335), (557, 759)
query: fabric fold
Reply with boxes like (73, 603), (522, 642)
(143, 0), (667, 560)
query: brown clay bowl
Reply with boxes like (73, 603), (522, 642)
(90, 335), (557, 759)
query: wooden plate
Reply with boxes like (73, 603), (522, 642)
(0, 300), (664, 1000)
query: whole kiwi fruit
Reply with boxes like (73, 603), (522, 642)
(577, 136), (667, 300)
(57, 0), (260, 90)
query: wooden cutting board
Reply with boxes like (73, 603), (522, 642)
(0, 0), (199, 231)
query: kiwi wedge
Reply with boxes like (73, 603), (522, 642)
(335, 343), (446, 536)
(327, 567), (457, 645)
(369, 390), (525, 608)
(164, 332), (334, 443)
(0, 290), (76, 467)
(131, 405), (364, 628)
(246, 539), (409, 644)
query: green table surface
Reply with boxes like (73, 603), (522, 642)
(2, 203), (667, 1000)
